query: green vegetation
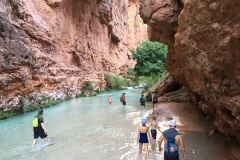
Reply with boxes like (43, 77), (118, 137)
(104, 73), (129, 90)
(0, 108), (23, 120)
(23, 96), (73, 113)
(132, 40), (167, 77)
(128, 41), (168, 97)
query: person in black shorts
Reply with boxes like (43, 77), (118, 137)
(32, 108), (49, 147)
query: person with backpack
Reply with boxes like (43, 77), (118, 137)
(120, 93), (126, 105)
(32, 108), (49, 147)
(140, 94), (146, 110)
(152, 93), (158, 113)
(158, 120), (186, 160)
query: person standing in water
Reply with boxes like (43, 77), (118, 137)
(158, 120), (186, 160)
(152, 93), (158, 113)
(108, 94), (112, 104)
(120, 93), (126, 105)
(32, 108), (49, 147)
(137, 118), (151, 158)
(150, 116), (161, 142)
(140, 94), (146, 110)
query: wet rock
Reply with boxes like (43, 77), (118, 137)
(140, 0), (240, 140)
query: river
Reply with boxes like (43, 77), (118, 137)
(0, 89), (238, 160)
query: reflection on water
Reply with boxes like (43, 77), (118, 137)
(0, 90), (237, 160)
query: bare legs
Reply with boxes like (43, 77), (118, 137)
(139, 143), (149, 158)
(32, 137), (48, 147)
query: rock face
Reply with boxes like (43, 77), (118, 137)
(140, 0), (240, 140)
(0, 0), (147, 115)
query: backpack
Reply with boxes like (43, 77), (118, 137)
(32, 117), (38, 127)
(120, 95), (124, 102)
(166, 136), (178, 158)
(140, 97), (145, 103)
(153, 95), (157, 102)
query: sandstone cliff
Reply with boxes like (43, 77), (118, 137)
(140, 0), (240, 140)
(0, 0), (147, 116)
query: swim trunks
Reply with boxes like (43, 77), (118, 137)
(151, 129), (157, 139)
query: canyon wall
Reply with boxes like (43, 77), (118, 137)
(140, 0), (240, 140)
(0, 0), (147, 116)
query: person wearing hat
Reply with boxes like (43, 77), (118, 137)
(158, 120), (186, 160)
(32, 108), (49, 147)
(137, 118), (151, 158)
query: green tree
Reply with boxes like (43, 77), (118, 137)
(132, 41), (167, 77)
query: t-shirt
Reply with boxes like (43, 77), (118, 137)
(33, 115), (44, 133)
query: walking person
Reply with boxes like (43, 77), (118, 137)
(140, 94), (146, 110)
(150, 116), (161, 142)
(137, 118), (151, 158)
(152, 93), (158, 113)
(108, 94), (112, 104)
(32, 108), (49, 147)
(120, 93), (126, 106)
(158, 120), (186, 160)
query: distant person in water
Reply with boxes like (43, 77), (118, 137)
(108, 94), (112, 104)
(150, 116), (161, 142)
(120, 93), (126, 105)
(137, 118), (151, 158)
(140, 94), (146, 110)
(32, 108), (49, 147)
(158, 120), (186, 160)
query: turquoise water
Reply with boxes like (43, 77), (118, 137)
(0, 89), (237, 160)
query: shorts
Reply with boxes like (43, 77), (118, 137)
(151, 129), (157, 139)
(122, 101), (126, 105)
(34, 131), (47, 139)
(153, 101), (158, 104)
(164, 152), (179, 160)
(141, 103), (145, 106)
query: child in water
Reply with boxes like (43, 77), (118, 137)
(108, 94), (112, 104)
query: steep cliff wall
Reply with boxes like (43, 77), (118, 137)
(140, 0), (240, 140)
(0, 0), (147, 115)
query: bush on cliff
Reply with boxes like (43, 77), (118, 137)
(104, 73), (128, 90)
(132, 40), (167, 77)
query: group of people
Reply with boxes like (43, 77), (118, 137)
(32, 92), (186, 160)
(137, 118), (186, 160)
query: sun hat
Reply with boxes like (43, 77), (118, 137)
(169, 120), (176, 126)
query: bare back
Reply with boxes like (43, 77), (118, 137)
(138, 125), (150, 133)
(150, 120), (158, 130)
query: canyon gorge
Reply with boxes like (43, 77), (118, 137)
(0, 0), (239, 141)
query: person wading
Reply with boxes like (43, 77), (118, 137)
(140, 94), (146, 110)
(150, 116), (161, 142)
(137, 118), (151, 158)
(120, 93), (126, 106)
(32, 108), (49, 147)
(158, 120), (186, 160)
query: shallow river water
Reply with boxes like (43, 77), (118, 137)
(0, 89), (238, 160)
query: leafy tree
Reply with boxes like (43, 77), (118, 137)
(132, 41), (167, 77)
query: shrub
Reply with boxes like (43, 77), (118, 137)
(104, 73), (127, 90)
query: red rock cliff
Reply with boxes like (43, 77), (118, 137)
(0, 0), (146, 114)
(140, 0), (240, 140)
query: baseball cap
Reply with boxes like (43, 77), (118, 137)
(169, 120), (176, 126)
(38, 108), (43, 115)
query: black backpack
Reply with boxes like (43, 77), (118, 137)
(140, 97), (145, 103)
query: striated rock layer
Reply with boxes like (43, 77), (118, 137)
(0, 0), (147, 115)
(140, 0), (240, 140)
